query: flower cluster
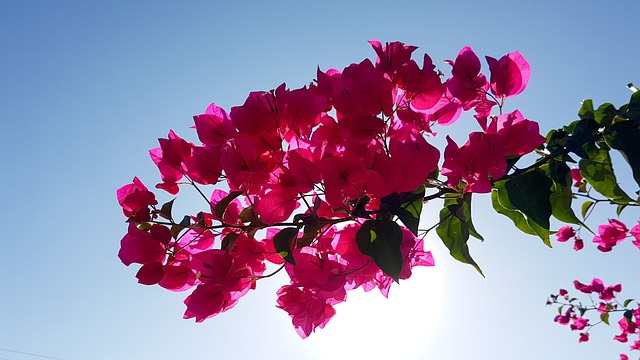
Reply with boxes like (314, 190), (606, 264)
(548, 278), (640, 359)
(117, 40), (542, 337)
(556, 219), (640, 252)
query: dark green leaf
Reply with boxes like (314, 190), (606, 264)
(606, 118), (640, 189)
(492, 181), (551, 246)
(214, 190), (244, 219)
(600, 312), (610, 325)
(579, 150), (634, 203)
(504, 168), (553, 230)
(159, 199), (175, 221)
(492, 188), (536, 236)
(545, 162), (584, 227)
(221, 233), (240, 252)
(436, 200), (484, 276)
(238, 205), (258, 223)
(170, 215), (191, 239)
(356, 219), (404, 282)
(624, 299), (635, 307)
(380, 185), (425, 235)
(273, 227), (298, 265)
(617, 204), (628, 216)
(624, 310), (633, 324)
(462, 193), (483, 241)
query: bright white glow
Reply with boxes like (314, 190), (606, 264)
(304, 265), (446, 360)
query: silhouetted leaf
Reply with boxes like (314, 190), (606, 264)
(273, 227), (298, 265)
(356, 219), (404, 282)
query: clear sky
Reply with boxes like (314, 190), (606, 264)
(1, 1), (639, 360)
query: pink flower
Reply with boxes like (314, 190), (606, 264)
(485, 110), (546, 157)
(578, 332), (590, 343)
(570, 168), (584, 188)
(116, 177), (157, 221)
(574, 238), (584, 251)
(571, 317), (589, 331)
(369, 40), (417, 78)
(630, 222), (640, 250)
(441, 133), (506, 193)
(485, 51), (531, 98)
(620, 354), (629, 360)
(593, 219), (629, 252)
(556, 226), (576, 242)
(118, 223), (168, 266)
(276, 285), (337, 339)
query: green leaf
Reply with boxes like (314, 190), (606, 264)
(221, 232), (239, 252)
(380, 186), (425, 235)
(605, 118), (640, 189)
(579, 150), (634, 203)
(624, 299), (635, 307)
(436, 200), (484, 276)
(600, 312), (610, 325)
(356, 219), (404, 282)
(504, 168), (553, 230)
(159, 199), (175, 221)
(273, 227), (298, 265)
(462, 193), (484, 241)
(171, 215), (191, 239)
(214, 190), (244, 219)
(578, 99), (594, 120)
(581, 201), (594, 219)
(491, 189), (537, 236)
(238, 205), (258, 223)
(492, 181), (551, 246)
(617, 204), (628, 216)
(545, 162), (584, 227)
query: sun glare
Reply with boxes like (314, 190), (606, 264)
(304, 265), (446, 360)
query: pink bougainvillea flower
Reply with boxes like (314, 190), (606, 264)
(332, 59), (394, 118)
(219, 133), (277, 193)
(570, 317), (589, 331)
(148, 130), (194, 194)
(578, 332), (589, 343)
(387, 131), (439, 193)
(485, 51), (531, 98)
(192, 104), (236, 148)
(444, 46), (488, 105)
(574, 238), (584, 251)
(116, 176), (157, 221)
(276, 285), (337, 339)
(630, 222), (640, 250)
(593, 219), (629, 252)
(620, 354), (629, 360)
(570, 168), (584, 188)
(135, 262), (165, 285)
(182, 145), (222, 185)
(397, 54), (445, 111)
(118, 223), (167, 266)
(556, 226), (576, 242)
(441, 133), (507, 193)
(254, 184), (300, 225)
(485, 110), (546, 157)
(273, 84), (327, 141)
(320, 151), (384, 207)
(183, 250), (253, 322)
(368, 40), (417, 78)
(573, 279), (593, 294)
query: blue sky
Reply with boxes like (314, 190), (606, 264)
(1, 1), (639, 359)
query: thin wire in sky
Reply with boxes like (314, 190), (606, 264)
(0, 348), (69, 360)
